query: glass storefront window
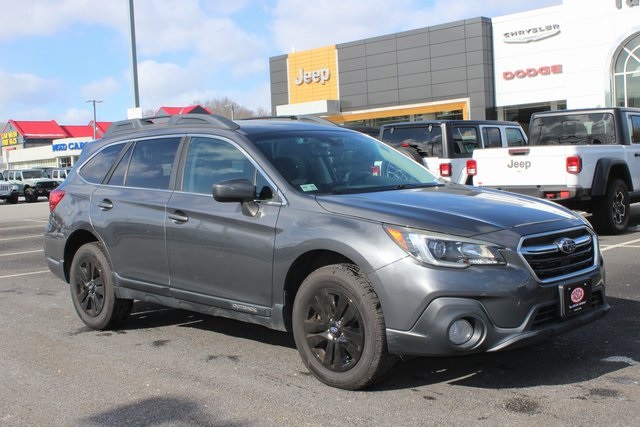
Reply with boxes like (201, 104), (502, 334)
(613, 32), (640, 108)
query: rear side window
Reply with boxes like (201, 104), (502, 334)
(629, 115), (640, 144)
(80, 143), (126, 184)
(530, 113), (615, 145)
(506, 127), (527, 146)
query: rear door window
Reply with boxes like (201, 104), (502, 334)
(451, 126), (478, 155)
(80, 143), (126, 184)
(481, 127), (501, 148)
(124, 137), (182, 190)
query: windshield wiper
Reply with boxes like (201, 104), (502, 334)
(394, 182), (443, 190)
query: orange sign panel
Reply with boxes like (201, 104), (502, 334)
(288, 46), (338, 103)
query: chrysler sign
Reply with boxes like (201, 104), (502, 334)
(503, 24), (561, 43)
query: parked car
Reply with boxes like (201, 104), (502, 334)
(0, 172), (19, 204)
(3, 169), (59, 202)
(379, 120), (527, 184)
(48, 168), (71, 183)
(470, 107), (640, 234)
(44, 114), (609, 390)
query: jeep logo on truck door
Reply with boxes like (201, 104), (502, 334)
(507, 159), (532, 169)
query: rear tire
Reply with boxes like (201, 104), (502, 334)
(591, 178), (630, 235)
(292, 264), (396, 390)
(69, 242), (133, 330)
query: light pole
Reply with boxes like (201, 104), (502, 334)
(86, 100), (103, 139)
(128, 0), (140, 109)
(226, 103), (238, 120)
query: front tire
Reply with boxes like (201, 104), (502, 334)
(591, 178), (630, 235)
(69, 242), (133, 330)
(292, 264), (396, 390)
(24, 187), (37, 203)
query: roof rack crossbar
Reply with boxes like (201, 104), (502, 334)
(103, 113), (239, 137)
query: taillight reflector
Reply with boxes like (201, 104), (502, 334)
(466, 159), (477, 176)
(566, 156), (582, 174)
(439, 163), (452, 177)
(49, 189), (65, 212)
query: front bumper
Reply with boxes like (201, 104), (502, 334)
(385, 278), (609, 356)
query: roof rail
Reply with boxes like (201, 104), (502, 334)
(247, 115), (338, 126)
(103, 113), (240, 137)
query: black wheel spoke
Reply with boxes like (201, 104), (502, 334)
(341, 326), (364, 351)
(323, 340), (336, 368)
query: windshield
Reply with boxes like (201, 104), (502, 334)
(250, 129), (441, 195)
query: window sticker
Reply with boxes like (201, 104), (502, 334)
(300, 183), (318, 192)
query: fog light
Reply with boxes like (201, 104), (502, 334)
(448, 319), (474, 345)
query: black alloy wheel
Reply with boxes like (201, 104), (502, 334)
(301, 287), (365, 372)
(69, 243), (133, 330)
(292, 264), (396, 390)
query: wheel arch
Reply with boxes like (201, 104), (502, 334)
(280, 250), (356, 332)
(591, 158), (632, 197)
(62, 229), (100, 282)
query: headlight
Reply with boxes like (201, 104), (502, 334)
(384, 225), (506, 268)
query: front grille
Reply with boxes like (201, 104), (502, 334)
(519, 227), (597, 283)
(36, 181), (58, 190)
(531, 289), (604, 328)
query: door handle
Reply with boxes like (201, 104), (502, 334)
(635, 153), (640, 158)
(97, 199), (113, 211)
(168, 211), (189, 224)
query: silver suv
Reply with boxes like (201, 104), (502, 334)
(44, 114), (609, 389)
(4, 169), (59, 202)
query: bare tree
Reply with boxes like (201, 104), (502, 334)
(197, 97), (270, 119)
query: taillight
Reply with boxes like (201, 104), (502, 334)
(49, 189), (65, 212)
(466, 159), (477, 176)
(566, 156), (582, 174)
(439, 163), (452, 177)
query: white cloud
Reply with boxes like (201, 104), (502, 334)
(137, 60), (205, 110)
(270, 0), (561, 53)
(0, 0), (126, 41)
(81, 77), (120, 101)
(59, 108), (93, 124)
(0, 69), (61, 104)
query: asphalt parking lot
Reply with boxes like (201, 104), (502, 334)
(1, 200), (639, 426)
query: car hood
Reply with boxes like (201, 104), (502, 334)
(315, 184), (581, 237)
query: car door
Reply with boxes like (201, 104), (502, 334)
(627, 112), (640, 191)
(165, 135), (281, 313)
(90, 136), (182, 294)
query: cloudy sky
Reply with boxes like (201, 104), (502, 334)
(0, 0), (561, 124)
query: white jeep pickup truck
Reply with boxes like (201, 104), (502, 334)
(470, 107), (640, 234)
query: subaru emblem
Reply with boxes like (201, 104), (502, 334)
(556, 238), (576, 254)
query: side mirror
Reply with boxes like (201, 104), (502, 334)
(212, 178), (256, 203)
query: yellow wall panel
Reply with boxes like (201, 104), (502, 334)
(288, 46), (338, 103)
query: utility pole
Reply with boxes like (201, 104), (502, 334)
(86, 100), (103, 139)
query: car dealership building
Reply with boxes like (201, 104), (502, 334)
(269, 0), (640, 131)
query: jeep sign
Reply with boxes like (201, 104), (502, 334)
(294, 67), (331, 85)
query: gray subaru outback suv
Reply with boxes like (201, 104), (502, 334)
(44, 114), (609, 390)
